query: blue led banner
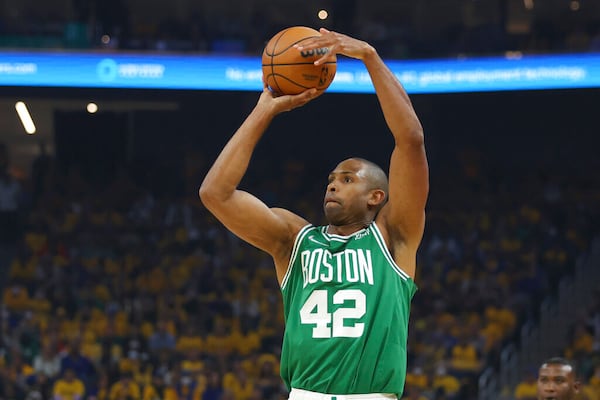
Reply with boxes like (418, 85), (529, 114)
(1, 50), (599, 93)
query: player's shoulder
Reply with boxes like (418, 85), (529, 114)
(375, 208), (424, 249)
(374, 216), (419, 278)
(271, 207), (310, 227)
(270, 207), (312, 243)
(270, 209), (313, 281)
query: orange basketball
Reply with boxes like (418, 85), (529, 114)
(262, 26), (337, 95)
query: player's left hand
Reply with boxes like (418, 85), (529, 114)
(294, 28), (375, 65)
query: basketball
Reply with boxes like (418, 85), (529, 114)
(262, 26), (337, 95)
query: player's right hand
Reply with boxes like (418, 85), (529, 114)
(258, 83), (320, 114)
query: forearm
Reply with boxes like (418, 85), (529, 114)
(200, 105), (274, 202)
(363, 48), (423, 144)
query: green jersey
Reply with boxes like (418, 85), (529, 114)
(280, 222), (417, 397)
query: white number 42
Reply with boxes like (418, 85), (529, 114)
(299, 289), (366, 338)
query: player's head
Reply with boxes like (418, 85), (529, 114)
(537, 357), (580, 400)
(323, 157), (388, 225)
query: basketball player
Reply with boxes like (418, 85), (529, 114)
(537, 357), (580, 400)
(200, 28), (429, 399)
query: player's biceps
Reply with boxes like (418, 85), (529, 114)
(231, 194), (288, 236)
(222, 211), (284, 253)
(389, 149), (429, 197)
(214, 192), (268, 227)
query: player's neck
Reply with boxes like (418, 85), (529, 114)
(326, 221), (372, 236)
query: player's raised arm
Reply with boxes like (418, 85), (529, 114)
(199, 85), (319, 279)
(362, 44), (429, 267)
(298, 28), (429, 277)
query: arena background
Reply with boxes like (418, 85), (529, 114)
(1, 1), (599, 399)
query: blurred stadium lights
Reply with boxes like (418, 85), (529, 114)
(15, 101), (36, 134)
(87, 102), (99, 113)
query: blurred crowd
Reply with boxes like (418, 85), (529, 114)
(0, 137), (598, 400)
(1, 1), (600, 399)
(1, 0), (600, 58)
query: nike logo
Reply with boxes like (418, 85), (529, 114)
(308, 235), (328, 247)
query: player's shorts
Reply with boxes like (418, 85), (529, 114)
(289, 388), (398, 400)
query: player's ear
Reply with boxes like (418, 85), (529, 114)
(367, 189), (386, 207)
(573, 379), (581, 394)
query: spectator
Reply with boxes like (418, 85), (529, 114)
(581, 363), (600, 400)
(147, 319), (176, 356)
(256, 358), (282, 399)
(53, 368), (85, 400)
(33, 342), (62, 380)
(171, 369), (202, 400)
(25, 370), (53, 399)
(223, 360), (254, 400)
(514, 368), (537, 400)
(108, 371), (141, 400)
(201, 371), (223, 400)
(537, 357), (580, 400)
(60, 339), (96, 391)
(431, 365), (460, 400)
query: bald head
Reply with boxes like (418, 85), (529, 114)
(350, 158), (389, 196)
(324, 158), (389, 225)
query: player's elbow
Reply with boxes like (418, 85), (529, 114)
(400, 126), (425, 148)
(392, 116), (424, 146)
(199, 175), (237, 212)
(198, 182), (220, 209)
(411, 128), (425, 146)
(409, 120), (425, 142)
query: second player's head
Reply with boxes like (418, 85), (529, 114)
(537, 357), (580, 400)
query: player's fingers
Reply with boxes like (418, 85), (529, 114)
(299, 88), (319, 100)
(314, 47), (336, 65)
(294, 34), (333, 51)
(290, 88), (317, 101)
(280, 88), (319, 110)
(296, 28), (334, 47)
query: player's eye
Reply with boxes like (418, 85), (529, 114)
(344, 177), (352, 183)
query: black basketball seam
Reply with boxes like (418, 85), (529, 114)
(268, 29), (290, 93)
(263, 62), (337, 93)
(269, 73), (330, 90)
(265, 28), (320, 57)
(269, 36), (319, 57)
(261, 61), (337, 67)
(270, 74), (312, 90)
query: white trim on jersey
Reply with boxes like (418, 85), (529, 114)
(289, 388), (397, 400)
(320, 226), (369, 243)
(370, 222), (410, 280)
(281, 224), (314, 290)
